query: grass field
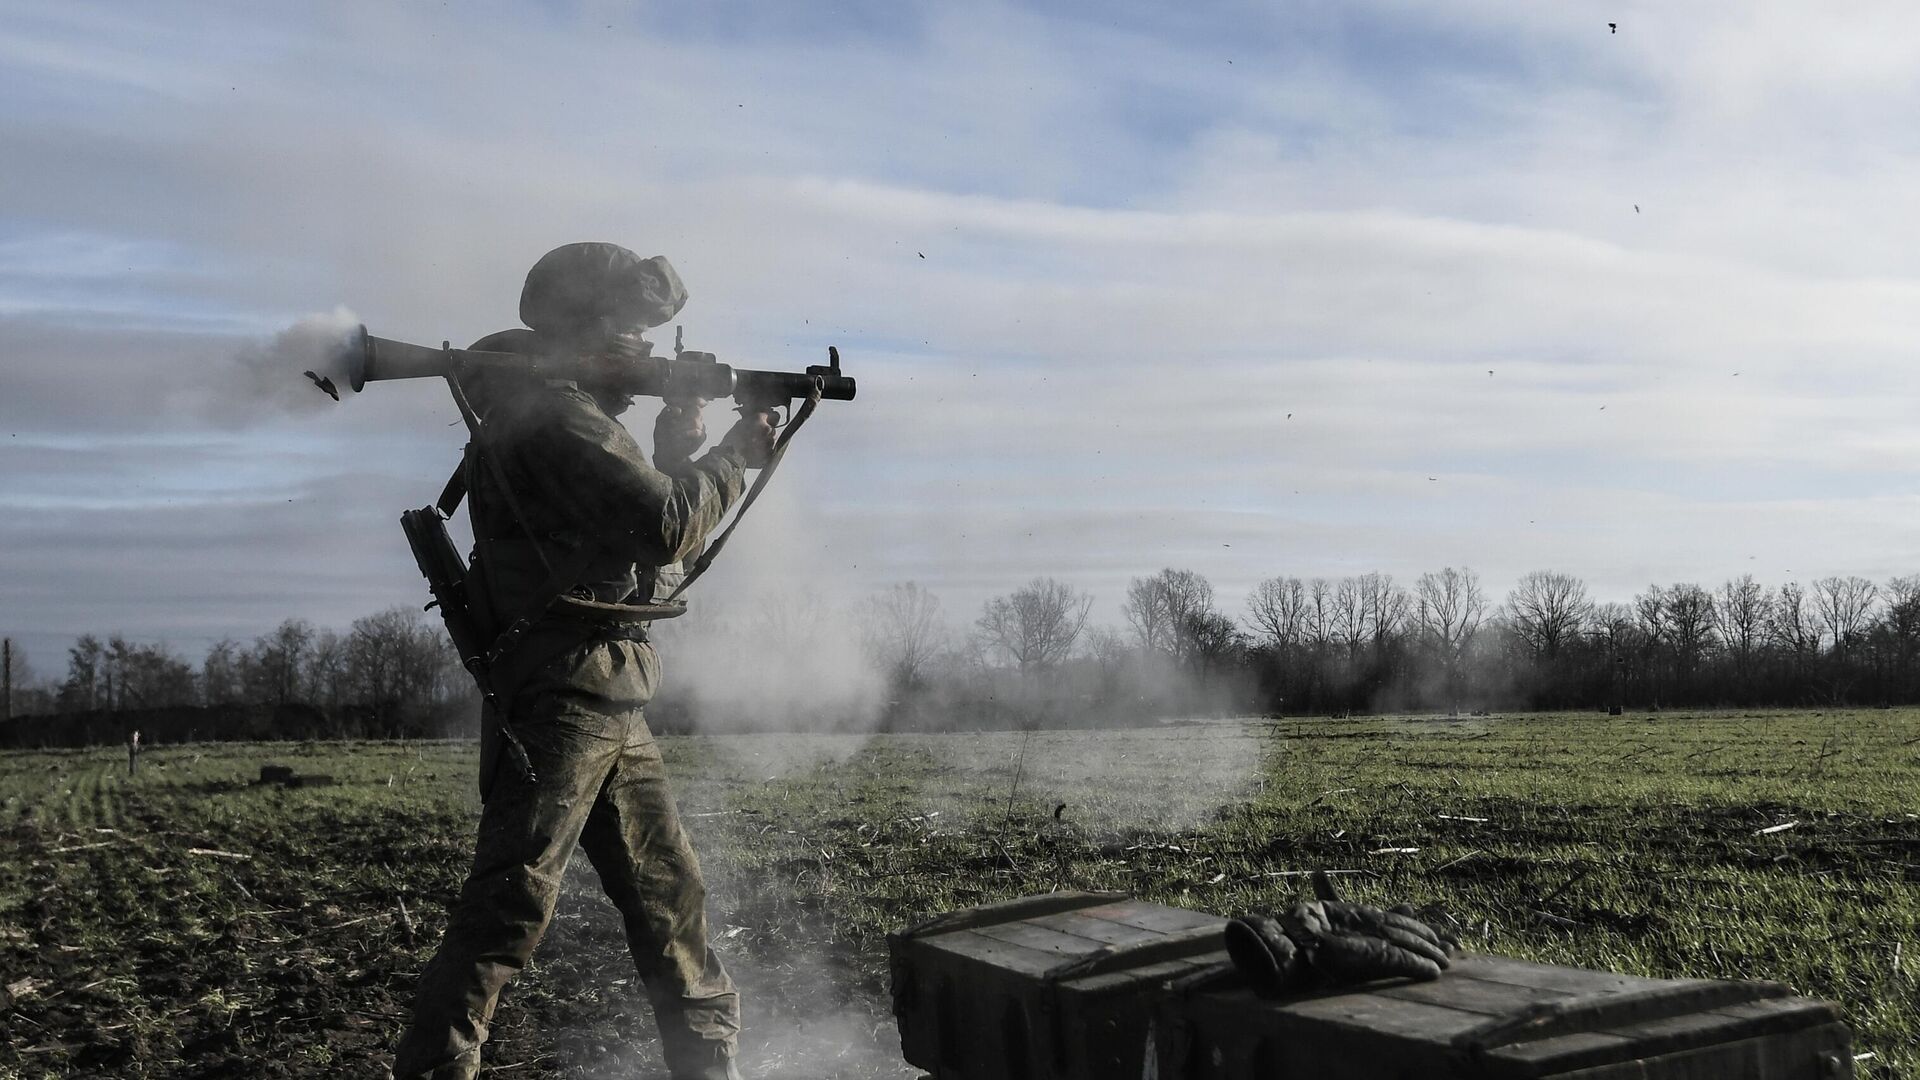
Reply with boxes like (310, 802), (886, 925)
(1, 709), (1916, 1078)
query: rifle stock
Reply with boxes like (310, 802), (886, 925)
(400, 507), (489, 672)
(401, 505), (537, 784)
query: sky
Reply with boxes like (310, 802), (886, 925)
(6, 0), (1920, 675)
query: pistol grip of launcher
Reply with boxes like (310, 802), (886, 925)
(737, 398), (788, 428)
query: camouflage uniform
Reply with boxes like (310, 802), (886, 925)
(392, 364), (747, 1080)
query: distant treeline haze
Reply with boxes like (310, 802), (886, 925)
(0, 608), (470, 746)
(6, 568), (1919, 744)
(864, 568), (1920, 724)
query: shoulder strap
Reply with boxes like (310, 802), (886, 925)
(436, 452), (468, 517)
(668, 380), (823, 600)
(445, 371), (557, 577)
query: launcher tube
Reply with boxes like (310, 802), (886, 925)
(341, 325), (852, 408)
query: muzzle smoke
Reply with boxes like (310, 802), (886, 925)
(220, 306), (362, 413)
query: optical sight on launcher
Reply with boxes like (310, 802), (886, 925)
(316, 323), (856, 419)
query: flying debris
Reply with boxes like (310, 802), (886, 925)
(303, 370), (340, 401)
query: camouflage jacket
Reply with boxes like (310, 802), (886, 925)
(464, 375), (746, 694)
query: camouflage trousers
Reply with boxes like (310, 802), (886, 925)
(392, 639), (740, 1079)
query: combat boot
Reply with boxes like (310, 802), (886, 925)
(673, 1056), (742, 1080)
(386, 1047), (481, 1080)
(663, 1038), (742, 1080)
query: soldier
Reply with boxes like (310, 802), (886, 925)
(391, 243), (776, 1080)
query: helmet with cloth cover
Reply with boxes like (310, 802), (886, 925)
(519, 242), (688, 338)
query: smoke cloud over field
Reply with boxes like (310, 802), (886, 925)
(649, 482), (891, 752)
(944, 722), (1270, 833)
(652, 591), (888, 738)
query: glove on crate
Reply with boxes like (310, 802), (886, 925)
(1225, 900), (1456, 993)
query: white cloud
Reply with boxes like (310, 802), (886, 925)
(5, 0), (1920, 663)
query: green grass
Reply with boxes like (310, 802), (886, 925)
(0, 710), (1914, 1077)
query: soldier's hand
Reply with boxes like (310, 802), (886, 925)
(721, 410), (777, 469)
(1282, 900), (1452, 985)
(653, 397), (708, 465)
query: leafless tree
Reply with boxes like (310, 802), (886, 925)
(1079, 625), (1132, 700)
(1331, 576), (1368, 658)
(1415, 567), (1485, 710)
(88, 635), (193, 710)
(201, 639), (245, 706)
(1505, 570), (1592, 660)
(1123, 568), (1213, 660)
(304, 629), (348, 708)
(1183, 610), (1246, 676)
(345, 607), (460, 712)
(859, 582), (946, 690)
(1245, 576), (1309, 649)
(1081, 625), (1130, 667)
(1664, 583), (1717, 681)
(1632, 585), (1668, 653)
(248, 618), (315, 707)
(1358, 572), (1410, 651)
(105, 636), (136, 710)
(58, 634), (105, 712)
(1415, 567), (1486, 653)
(1768, 582), (1822, 666)
(1590, 602), (1638, 656)
(1713, 575), (1771, 678)
(1884, 575), (1920, 672)
(976, 577), (1093, 672)
(746, 590), (841, 645)
(1306, 578), (1334, 651)
(1814, 575), (1879, 653)
(2, 646), (54, 717)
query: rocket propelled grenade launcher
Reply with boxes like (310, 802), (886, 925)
(326, 323), (856, 420)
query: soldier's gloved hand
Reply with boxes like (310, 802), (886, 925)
(721, 410), (777, 469)
(1282, 900), (1451, 985)
(653, 397), (708, 466)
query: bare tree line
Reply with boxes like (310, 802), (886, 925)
(7, 606), (465, 725)
(14, 566), (1920, 738)
(853, 567), (1920, 723)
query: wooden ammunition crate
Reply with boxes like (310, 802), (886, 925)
(889, 892), (1855, 1080)
(1151, 952), (1854, 1079)
(888, 891), (1230, 1080)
